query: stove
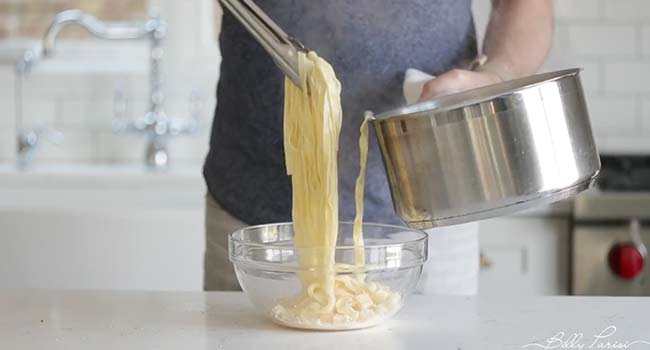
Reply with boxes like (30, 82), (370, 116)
(598, 156), (650, 191)
(572, 155), (650, 296)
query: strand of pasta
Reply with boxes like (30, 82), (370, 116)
(274, 51), (400, 328)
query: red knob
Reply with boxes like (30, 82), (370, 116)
(608, 243), (645, 280)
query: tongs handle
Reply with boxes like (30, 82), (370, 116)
(219, 0), (306, 88)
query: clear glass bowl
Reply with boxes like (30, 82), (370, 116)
(229, 222), (428, 330)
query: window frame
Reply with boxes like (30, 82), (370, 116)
(0, 0), (221, 74)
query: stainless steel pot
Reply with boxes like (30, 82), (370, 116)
(370, 69), (600, 229)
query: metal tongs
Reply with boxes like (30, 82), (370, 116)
(220, 0), (307, 89)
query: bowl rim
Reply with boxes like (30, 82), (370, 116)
(229, 221), (428, 250)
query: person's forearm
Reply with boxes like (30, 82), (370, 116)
(478, 0), (554, 81)
(418, 0), (553, 100)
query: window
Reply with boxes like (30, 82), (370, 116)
(0, 0), (220, 66)
(0, 0), (148, 39)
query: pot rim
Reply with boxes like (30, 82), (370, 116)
(371, 68), (581, 121)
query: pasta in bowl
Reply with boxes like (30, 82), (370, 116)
(229, 222), (428, 330)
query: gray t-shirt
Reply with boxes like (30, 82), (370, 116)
(204, 0), (477, 225)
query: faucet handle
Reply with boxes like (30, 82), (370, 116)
(15, 48), (42, 75)
(16, 126), (64, 170)
(35, 126), (65, 146)
(43, 128), (64, 145)
(168, 90), (201, 136)
(19, 126), (64, 148)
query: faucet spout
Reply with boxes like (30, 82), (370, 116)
(36, 9), (188, 171)
(42, 9), (161, 57)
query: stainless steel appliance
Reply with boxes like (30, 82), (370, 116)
(371, 70), (600, 228)
(573, 156), (650, 296)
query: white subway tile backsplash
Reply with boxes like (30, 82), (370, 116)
(128, 79), (150, 98)
(604, 62), (650, 94)
(566, 24), (636, 57)
(95, 129), (210, 165)
(168, 129), (210, 163)
(639, 99), (650, 131)
(0, 96), (14, 126)
(164, 95), (215, 124)
(0, 67), (14, 99)
(542, 50), (601, 93)
(164, 102), (193, 123)
(586, 96), (638, 135)
(1, 67), (16, 162)
(0, 67), (15, 127)
(129, 97), (151, 122)
(34, 128), (94, 162)
(21, 95), (58, 127)
(117, 96), (215, 133)
(0, 128), (14, 162)
(130, 71), (216, 98)
(22, 72), (143, 99)
(513, 0), (650, 151)
(575, 62), (601, 94)
(604, 0), (650, 19)
(95, 131), (147, 163)
(201, 101), (216, 124)
(22, 73), (92, 98)
(553, 23), (571, 50)
(555, 0), (602, 19)
(61, 97), (116, 128)
(596, 136), (650, 154)
(640, 25), (650, 57)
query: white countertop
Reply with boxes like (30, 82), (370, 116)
(1, 290), (649, 350)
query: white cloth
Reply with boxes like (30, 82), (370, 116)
(403, 68), (435, 104)
(404, 69), (479, 295)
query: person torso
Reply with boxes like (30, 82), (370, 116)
(205, 0), (477, 225)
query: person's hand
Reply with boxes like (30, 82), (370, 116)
(419, 68), (503, 101)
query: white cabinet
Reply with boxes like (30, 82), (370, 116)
(0, 164), (206, 291)
(478, 216), (571, 295)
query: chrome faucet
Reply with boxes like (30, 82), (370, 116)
(40, 10), (199, 170)
(42, 10), (158, 55)
(14, 51), (64, 170)
(16, 128), (64, 170)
